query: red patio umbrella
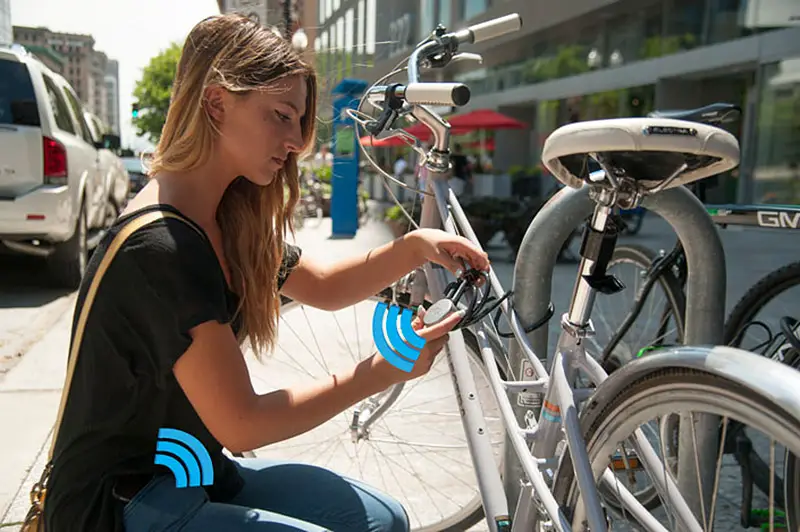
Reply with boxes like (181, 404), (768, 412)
(465, 138), (495, 151)
(358, 121), (436, 147)
(358, 134), (410, 147)
(445, 109), (527, 131)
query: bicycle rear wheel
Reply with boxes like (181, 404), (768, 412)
(240, 294), (506, 532)
(588, 244), (685, 372)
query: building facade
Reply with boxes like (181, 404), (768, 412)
(13, 26), (117, 131)
(89, 50), (108, 130)
(105, 59), (120, 134)
(216, 0), (286, 27)
(0, 0), (11, 45)
(313, 0), (800, 204)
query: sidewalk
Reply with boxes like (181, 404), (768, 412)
(0, 218), (396, 529)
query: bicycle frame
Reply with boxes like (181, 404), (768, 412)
(602, 202), (800, 362)
(384, 109), (710, 529)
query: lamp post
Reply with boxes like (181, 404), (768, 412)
(291, 28), (308, 51)
(282, 0), (307, 52)
(283, 0), (292, 38)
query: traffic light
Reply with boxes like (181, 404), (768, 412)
(132, 102), (140, 119)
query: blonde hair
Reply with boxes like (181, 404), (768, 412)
(148, 13), (318, 357)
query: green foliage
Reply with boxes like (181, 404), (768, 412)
(132, 42), (182, 143)
(313, 165), (333, 183)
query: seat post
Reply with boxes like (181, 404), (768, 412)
(564, 190), (620, 333)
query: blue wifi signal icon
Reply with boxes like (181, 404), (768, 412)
(154, 428), (214, 489)
(372, 301), (427, 372)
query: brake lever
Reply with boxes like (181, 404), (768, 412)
(448, 52), (483, 66)
(365, 83), (405, 135)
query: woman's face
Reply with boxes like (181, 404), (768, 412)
(214, 74), (307, 187)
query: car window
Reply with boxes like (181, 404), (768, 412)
(122, 158), (144, 173)
(83, 112), (100, 142)
(62, 86), (95, 145)
(42, 74), (76, 134)
(0, 59), (41, 127)
(92, 116), (104, 138)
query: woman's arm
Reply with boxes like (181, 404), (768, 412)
(281, 229), (489, 311)
(174, 311), (460, 453)
(280, 233), (422, 311)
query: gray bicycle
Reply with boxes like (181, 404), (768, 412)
(242, 14), (800, 532)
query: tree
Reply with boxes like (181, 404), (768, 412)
(132, 42), (182, 143)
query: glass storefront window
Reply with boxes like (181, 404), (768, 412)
(641, 1), (665, 59)
(419, 0), (435, 39)
(663, 0), (704, 53)
(439, 0), (452, 30)
(607, 13), (645, 67)
(754, 57), (800, 204)
(707, 0), (751, 44)
(462, 0), (487, 22)
(445, 0), (798, 108)
(366, 0), (376, 56)
(337, 17), (345, 78)
(345, 8), (354, 76)
(358, 0), (365, 56)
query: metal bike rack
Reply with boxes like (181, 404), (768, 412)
(506, 183), (726, 522)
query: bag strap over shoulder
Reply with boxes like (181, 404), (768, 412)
(47, 209), (203, 461)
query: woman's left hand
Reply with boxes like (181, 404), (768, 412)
(407, 228), (490, 280)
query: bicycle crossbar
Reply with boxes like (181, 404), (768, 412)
(706, 203), (800, 230)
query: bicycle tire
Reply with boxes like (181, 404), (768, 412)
(723, 260), (800, 347)
(551, 366), (800, 530)
(719, 262), (800, 507)
(598, 244), (686, 373)
(235, 292), (506, 532)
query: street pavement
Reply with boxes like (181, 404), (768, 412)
(0, 207), (796, 530)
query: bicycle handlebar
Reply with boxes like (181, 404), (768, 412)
(365, 13), (523, 112)
(456, 13), (523, 45)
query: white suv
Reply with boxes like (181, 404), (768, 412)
(0, 44), (121, 288)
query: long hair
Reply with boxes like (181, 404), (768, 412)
(148, 14), (317, 357)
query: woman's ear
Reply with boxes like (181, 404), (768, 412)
(203, 85), (227, 124)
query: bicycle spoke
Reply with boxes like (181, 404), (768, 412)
(707, 416), (729, 528)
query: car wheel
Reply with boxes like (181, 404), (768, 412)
(48, 201), (88, 290)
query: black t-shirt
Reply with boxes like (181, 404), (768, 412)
(43, 204), (302, 532)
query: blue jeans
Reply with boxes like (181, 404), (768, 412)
(123, 457), (410, 531)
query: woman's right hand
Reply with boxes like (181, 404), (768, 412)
(371, 307), (464, 386)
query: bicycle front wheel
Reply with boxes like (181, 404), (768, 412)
(241, 295), (506, 532)
(552, 364), (800, 530)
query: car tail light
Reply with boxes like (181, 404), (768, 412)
(43, 136), (67, 184)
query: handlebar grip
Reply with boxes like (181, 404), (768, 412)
(466, 14), (522, 44)
(403, 83), (471, 106)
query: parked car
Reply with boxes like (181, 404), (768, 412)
(121, 156), (148, 194)
(0, 44), (120, 288)
(84, 110), (129, 216)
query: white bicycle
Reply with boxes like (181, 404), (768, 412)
(242, 14), (800, 531)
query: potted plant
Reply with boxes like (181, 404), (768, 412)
(383, 202), (420, 238)
(461, 197), (522, 248)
